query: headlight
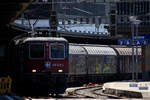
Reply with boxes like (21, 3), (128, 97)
(32, 69), (37, 73)
(58, 69), (63, 73)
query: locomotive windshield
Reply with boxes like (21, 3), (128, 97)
(50, 43), (65, 59)
(29, 44), (44, 59)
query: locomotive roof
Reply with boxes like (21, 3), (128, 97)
(15, 37), (68, 45)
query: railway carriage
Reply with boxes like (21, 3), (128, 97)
(68, 44), (118, 85)
(114, 46), (142, 80)
(68, 44), (143, 85)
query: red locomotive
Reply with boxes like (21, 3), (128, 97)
(8, 36), (69, 95)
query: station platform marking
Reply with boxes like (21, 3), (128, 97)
(103, 81), (150, 98)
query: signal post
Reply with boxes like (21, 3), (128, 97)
(49, 0), (58, 37)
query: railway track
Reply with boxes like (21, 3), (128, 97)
(93, 88), (122, 99)
(74, 85), (105, 98)
(73, 85), (123, 99)
(25, 85), (125, 99)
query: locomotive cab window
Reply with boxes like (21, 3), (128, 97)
(29, 44), (44, 59)
(50, 43), (65, 59)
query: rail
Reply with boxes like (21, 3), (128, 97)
(73, 85), (123, 99)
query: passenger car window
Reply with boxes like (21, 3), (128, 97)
(30, 44), (44, 59)
(50, 44), (65, 59)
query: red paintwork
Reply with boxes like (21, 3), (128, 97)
(26, 42), (69, 73)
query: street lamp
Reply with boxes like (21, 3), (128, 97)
(129, 16), (141, 82)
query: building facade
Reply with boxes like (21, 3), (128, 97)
(108, 0), (150, 81)
(108, 0), (150, 37)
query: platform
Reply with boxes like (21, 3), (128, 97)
(103, 81), (150, 98)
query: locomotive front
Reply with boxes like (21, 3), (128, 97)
(11, 37), (69, 95)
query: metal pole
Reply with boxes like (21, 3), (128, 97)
(131, 23), (135, 82)
(135, 23), (138, 81)
(52, 0), (54, 10)
(63, 0), (66, 30)
(21, 13), (24, 25)
(142, 46), (146, 81)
